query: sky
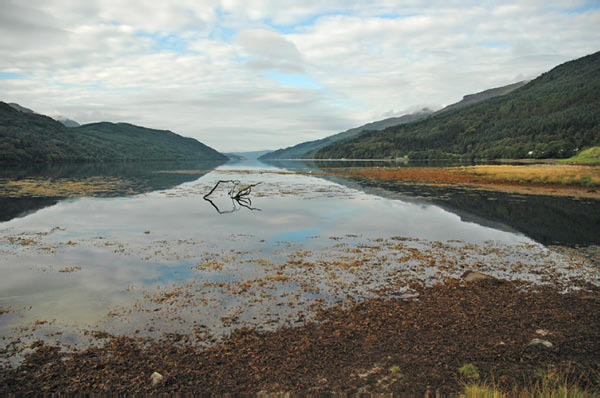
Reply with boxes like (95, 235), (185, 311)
(1, 1), (599, 152)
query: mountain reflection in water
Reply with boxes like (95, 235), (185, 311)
(263, 160), (600, 247)
(0, 160), (226, 222)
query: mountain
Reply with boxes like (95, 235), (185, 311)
(54, 116), (80, 127)
(0, 102), (228, 163)
(234, 150), (274, 160)
(224, 153), (246, 161)
(9, 103), (81, 127)
(315, 51), (600, 160)
(259, 109), (433, 160)
(261, 80), (528, 161)
(434, 81), (527, 115)
(8, 103), (34, 113)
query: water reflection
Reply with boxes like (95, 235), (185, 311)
(0, 159), (597, 359)
(263, 159), (600, 247)
(204, 196), (261, 214)
(0, 160), (226, 221)
(0, 197), (60, 222)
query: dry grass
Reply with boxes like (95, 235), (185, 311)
(450, 165), (600, 187)
(462, 382), (596, 398)
(325, 164), (600, 198)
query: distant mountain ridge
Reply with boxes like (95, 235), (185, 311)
(8, 103), (34, 114)
(260, 80), (528, 161)
(0, 102), (228, 163)
(259, 109), (433, 160)
(316, 51), (600, 160)
(9, 103), (83, 128)
(435, 81), (527, 115)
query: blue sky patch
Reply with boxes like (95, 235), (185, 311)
(265, 11), (418, 33)
(566, 1), (600, 14)
(211, 7), (236, 42)
(376, 12), (418, 19)
(0, 72), (24, 79)
(265, 71), (322, 89)
(138, 32), (189, 53)
(265, 11), (354, 34)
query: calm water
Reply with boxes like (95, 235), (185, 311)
(1, 159), (598, 357)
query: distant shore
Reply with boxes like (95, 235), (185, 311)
(320, 164), (600, 199)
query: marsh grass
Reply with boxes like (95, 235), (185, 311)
(460, 365), (599, 398)
(451, 165), (600, 187)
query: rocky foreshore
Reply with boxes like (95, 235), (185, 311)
(2, 277), (599, 395)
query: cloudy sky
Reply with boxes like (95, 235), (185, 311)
(1, 1), (599, 152)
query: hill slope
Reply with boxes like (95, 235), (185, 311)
(434, 81), (527, 115)
(8, 103), (34, 113)
(259, 109), (433, 160)
(262, 80), (527, 161)
(0, 102), (227, 163)
(316, 51), (600, 160)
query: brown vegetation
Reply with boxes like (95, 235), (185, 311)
(0, 177), (134, 197)
(324, 165), (600, 199)
(2, 279), (599, 395)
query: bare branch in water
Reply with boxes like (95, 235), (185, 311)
(203, 180), (238, 200)
(203, 180), (261, 213)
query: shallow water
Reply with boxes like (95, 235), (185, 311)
(0, 160), (598, 358)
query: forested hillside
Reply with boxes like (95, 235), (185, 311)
(259, 109), (432, 160)
(316, 51), (600, 160)
(0, 102), (227, 163)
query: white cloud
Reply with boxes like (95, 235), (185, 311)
(237, 29), (305, 73)
(1, 0), (599, 151)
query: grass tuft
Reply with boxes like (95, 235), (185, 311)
(460, 364), (599, 398)
(459, 363), (481, 381)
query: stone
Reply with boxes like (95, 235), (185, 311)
(462, 271), (497, 283)
(528, 338), (553, 348)
(535, 329), (550, 336)
(150, 371), (163, 386)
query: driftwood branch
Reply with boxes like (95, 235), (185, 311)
(203, 180), (261, 213)
(203, 180), (261, 200)
(203, 180), (235, 199)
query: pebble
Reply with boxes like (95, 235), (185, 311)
(150, 371), (163, 386)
